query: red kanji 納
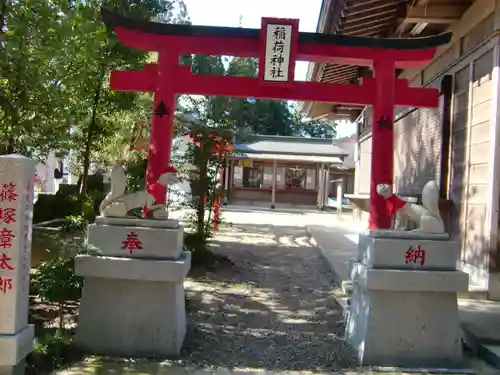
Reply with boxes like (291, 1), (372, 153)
(405, 245), (426, 266)
(0, 276), (12, 294)
(0, 208), (16, 224)
(0, 228), (15, 248)
(0, 253), (14, 270)
(0, 183), (17, 202)
(121, 232), (143, 254)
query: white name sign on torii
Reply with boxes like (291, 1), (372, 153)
(259, 18), (299, 84)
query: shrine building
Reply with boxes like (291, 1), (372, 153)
(224, 134), (355, 208)
(304, 0), (500, 298)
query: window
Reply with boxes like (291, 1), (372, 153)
(285, 167), (305, 188)
(243, 166), (262, 188)
(305, 168), (316, 190)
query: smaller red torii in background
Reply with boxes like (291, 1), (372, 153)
(102, 8), (451, 229)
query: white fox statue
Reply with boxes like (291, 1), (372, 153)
(99, 164), (180, 218)
(376, 180), (445, 234)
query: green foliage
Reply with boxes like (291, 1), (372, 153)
(30, 257), (83, 306)
(33, 186), (100, 223)
(30, 329), (75, 371)
(123, 151), (148, 191)
(180, 56), (337, 139)
(1, 0), (190, 216)
(0, 0), (73, 157)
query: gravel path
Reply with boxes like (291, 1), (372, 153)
(178, 223), (357, 372)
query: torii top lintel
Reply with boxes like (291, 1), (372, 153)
(101, 9), (451, 69)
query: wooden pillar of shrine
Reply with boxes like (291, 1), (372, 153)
(323, 166), (330, 210)
(317, 163), (325, 210)
(223, 159), (230, 206)
(271, 160), (277, 209)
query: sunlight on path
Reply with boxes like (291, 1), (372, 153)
(53, 209), (498, 375)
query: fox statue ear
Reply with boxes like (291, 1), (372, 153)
(157, 172), (180, 186)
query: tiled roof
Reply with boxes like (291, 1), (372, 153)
(234, 135), (348, 157)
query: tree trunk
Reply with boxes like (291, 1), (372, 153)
(79, 70), (105, 209)
(6, 136), (14, 154)
(205, 166), (219, 233)
(0, 0), (10, 34)
(197, 161), (208, 238)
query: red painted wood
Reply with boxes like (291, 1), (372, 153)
(111, 68), (439, 108)
(113, 27), (437, 69)
(370, 58), (396, 229)
(106, 17), (444, 229)
(145, 49), (179, 207)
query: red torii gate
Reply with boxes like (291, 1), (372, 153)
(102, 8), (451, 229)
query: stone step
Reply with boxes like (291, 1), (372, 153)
(458, 287), (489, 300)
(481, 345), (500, 369)
(462, 324), (500, 369)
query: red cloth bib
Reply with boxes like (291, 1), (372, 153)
(386, 195), (406, 217)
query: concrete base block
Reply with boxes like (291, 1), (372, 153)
(0, 360), (25, 375)
(75, 253), (191, 282)
(346, 233), (468, 368)
(75, 253), (191, 357)
(347, 285), (464, 368)
(95, 216), (179, 229)
(87, 222), (183, 259)
(358, 234), (459, 270)
(0, 325), (34, 367)
(351, 262), (469, 292)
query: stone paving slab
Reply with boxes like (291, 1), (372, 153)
(306, 224), (360, 283)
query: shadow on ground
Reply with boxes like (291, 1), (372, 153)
(177, 223), (357, 372)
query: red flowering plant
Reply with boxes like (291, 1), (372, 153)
(173, 123), (233, 255)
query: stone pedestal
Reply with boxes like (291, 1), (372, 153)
(0, 155), (36, 374)
(346, 230), (469, 368)
(75, 217), (190, 357)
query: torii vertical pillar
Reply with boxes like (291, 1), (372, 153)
(370, 57), (396, 229)
(147, 51), (179, 209)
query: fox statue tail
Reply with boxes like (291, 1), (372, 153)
(99, 165), (127, 213)
(421, 181), (440, 218)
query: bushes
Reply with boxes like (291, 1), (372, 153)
(33, 183), (104, 224)
(28, 218), (85, 375)
(30, 218), (85, 329)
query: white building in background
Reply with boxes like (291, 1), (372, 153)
(34, 151), (75, 194)
(169, 136), (193, 205)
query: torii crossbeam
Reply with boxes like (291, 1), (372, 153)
(101, 8), (451, 229)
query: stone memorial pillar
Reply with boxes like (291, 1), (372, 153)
(0, 155), (36, 375)
(75, 216), (190, 357)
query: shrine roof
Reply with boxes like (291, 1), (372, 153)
(232, 135), (349, 158)
(230, 152), (344, 165)
(303, 0), (474, 120)
(101, 8), (450, 50)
